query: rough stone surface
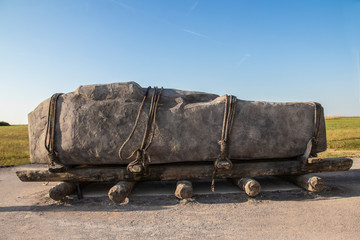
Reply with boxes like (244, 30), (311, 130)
(28, 82), (326, 165)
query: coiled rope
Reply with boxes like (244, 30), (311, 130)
(118, 86), (163, 174)
(211, 95), (237, 192)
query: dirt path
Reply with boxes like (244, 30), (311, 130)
(1, 159), (360, 240)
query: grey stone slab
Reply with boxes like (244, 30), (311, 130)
(29, 82), (326, 166)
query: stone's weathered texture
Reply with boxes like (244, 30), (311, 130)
(108, 181), (136, 204)
(48, 182), (76, 201)
(28, 82), (327, 165)
(175, 180), (193, 199)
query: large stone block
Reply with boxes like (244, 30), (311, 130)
(28, 82), (326, 165)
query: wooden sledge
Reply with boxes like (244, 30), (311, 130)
(16, 157), (353, 203)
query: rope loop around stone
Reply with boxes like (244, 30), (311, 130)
(311, 102), (322, 146)
(211, 95), (237, 192)
(44, 93), (69, 173)
(47, 152), (58, 163)
(120, 86), (163, 175)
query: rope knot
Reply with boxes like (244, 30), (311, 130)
(215, 157), (233, 170)
(135, 149), (144, 161)
(216, 139), (232, 169)
(126, 149), (146, 174)
(311, 136), (319, 145)
(47, 151), (58, 164)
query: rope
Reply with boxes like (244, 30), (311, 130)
(44, 93), (63, 168)
(118, 86), (163, 174)
(211, 95), (237, 192)
(306, 102), (322, 159)
(118, 87), (151, 161)
(311, 102), (322, 145)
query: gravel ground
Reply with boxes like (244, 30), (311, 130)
(1, 158), (360, 240)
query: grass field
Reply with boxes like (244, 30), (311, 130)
(0, 117), (359, 167)
(0, 125), (29, 166)
(318, 117), (360, 158)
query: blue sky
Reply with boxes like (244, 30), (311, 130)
(1, 0), (360, 124)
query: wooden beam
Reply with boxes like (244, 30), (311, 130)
(48, 182), (76, 201)
(234, 178), (261, 197)
(286, 175), (325, 193)
(307, 158), (323, 164)
(16, 157), (353, 182)
(174, 180), (193, 199)
(108, 181), (136, 204)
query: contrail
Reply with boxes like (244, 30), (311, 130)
(237, 54), (252, 66)
(190, 2), (199, 12)
(183, 29), (208, 39)
(111, 0), (137, 12)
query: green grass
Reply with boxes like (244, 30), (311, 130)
(0, 117), (359, 167)
(0, 125), (30, 166)
(318, 117), (360, 158)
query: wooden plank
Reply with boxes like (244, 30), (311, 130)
(307, 158), (323, 164)
(16, 157), (353, 182)
(286, 175), (325, 193)
(174, 180), (193, 199)
(233, 178), (261, 197)
(108, 181), (136, 204)
(48, 182), (76, 201)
